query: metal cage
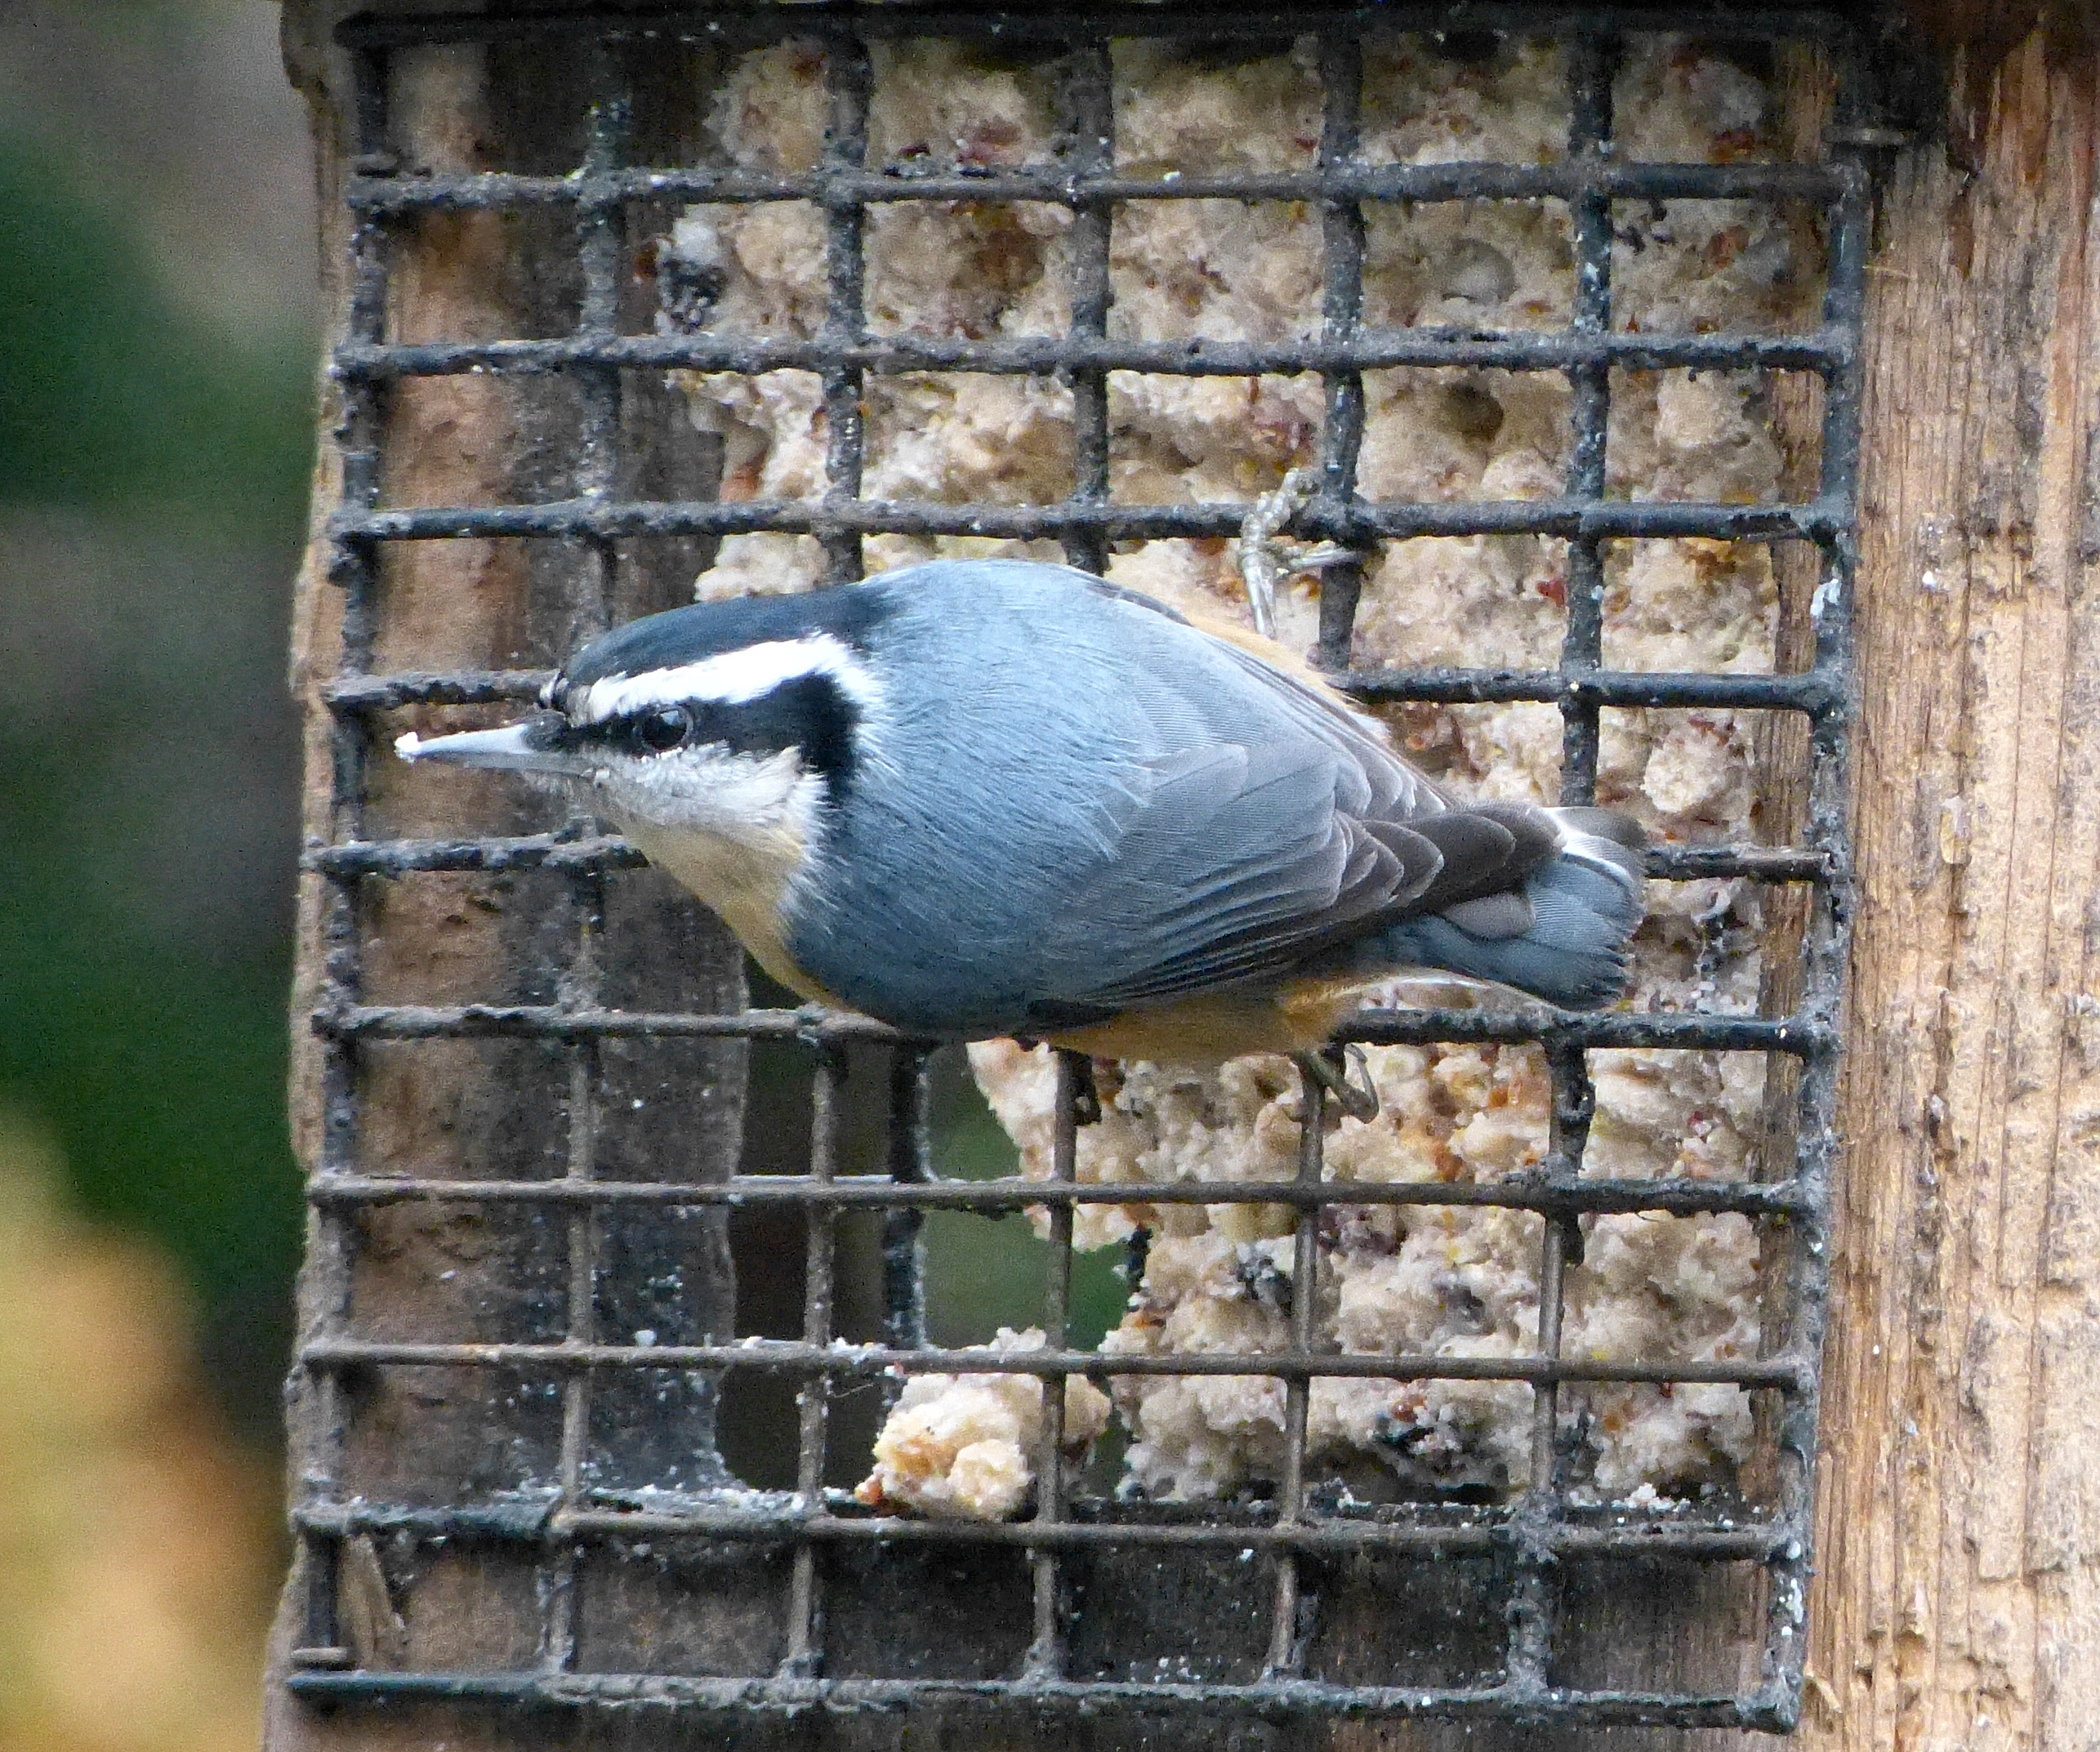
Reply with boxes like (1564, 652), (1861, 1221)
(288, 2), (1871, 1734)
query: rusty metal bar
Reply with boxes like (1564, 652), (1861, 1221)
(332, 325), (1850, 377)
(880, 1045), (934, 1357)
(1060, 40), (1115, 576)
(336, 3), (1854, 51)
(1264, 1064), (1329, 1677)
(315, 999), (1839, 1055)
(1312, 29), (1367, 669)
(330, 493), (1848, 544)
(295, 1496), (1791, 1562)
(541, 65), (627, 1677)
(1500, 26), (1620, 1699)
(308, 830), (1832, 885)
(306, 1170), (1813, 1219)
(1023, 1052), (1085, 1678)
(319, 661), (1845, 719)
(1554, 26), (1617, 808)
(284, 1665), (1795, 1728)
(285, 31), (393, 1680)
(302, 1335), (1804, 1391)
(781, 1047), (844, 1678)
(818, 27), (872, 583)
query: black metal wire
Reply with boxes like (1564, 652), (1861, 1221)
(1500, 29), (1617, 1705)
(334, 326), (1849, 373)
(335, 493), (1846, 544)
(287, 29), (391, 1683)
(338, 162), (1849, 214)
(291, 2), (1869, 1731)
(332, 2), (1858, 51)
(782, 1045), (843, 1679)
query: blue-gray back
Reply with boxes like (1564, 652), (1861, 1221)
(783, 561), (1447, 1036)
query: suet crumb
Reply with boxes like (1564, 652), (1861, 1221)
(856, 1328), (1112, 1521)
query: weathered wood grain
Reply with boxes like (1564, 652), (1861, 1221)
(1803, 25), (2100, 1752)
(270, 11), (748, 1752)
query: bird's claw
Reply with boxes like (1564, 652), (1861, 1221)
(1285, 542), (1356, 574)
(1296, 1044), (1380, 1124)
(1237, 467), (1315, 639)
(1236, 467), (1357, 640)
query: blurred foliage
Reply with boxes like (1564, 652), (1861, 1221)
(0, 845), (302, 1437)
(0, 82), (314, 1438)
(0, 132), (313, 524)
(0, 1112), (274, 1752)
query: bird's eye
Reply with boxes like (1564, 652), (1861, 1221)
(633, 705), (692, 754)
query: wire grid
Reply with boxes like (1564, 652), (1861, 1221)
(291, 2), (1870, 1731)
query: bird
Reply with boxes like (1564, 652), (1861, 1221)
(396, 559), (1645, 1113)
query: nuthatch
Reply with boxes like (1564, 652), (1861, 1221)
(398, 561), (1644, 1109)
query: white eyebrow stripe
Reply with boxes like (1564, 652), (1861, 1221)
(574, 634), (879, 724)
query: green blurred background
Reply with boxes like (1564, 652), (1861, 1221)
(0, 5), (314, 1743)
(0, 0), (317, 1445)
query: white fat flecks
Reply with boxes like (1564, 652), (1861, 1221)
(572, 633), (879, 725)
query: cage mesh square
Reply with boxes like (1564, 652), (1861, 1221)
(289, 2), (1872, 1733)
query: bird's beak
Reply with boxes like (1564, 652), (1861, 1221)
(395, 711), (582, 776)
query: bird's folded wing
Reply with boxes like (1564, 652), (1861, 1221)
(1025, 740), (1436, 1014)
(1022, 614), (1562, 1020)
(1026, 776), (1541, 1020)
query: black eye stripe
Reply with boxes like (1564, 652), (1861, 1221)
(563, 676), (860, 799)
(563, 702), (719, 751)
(633, 705), (692, 754)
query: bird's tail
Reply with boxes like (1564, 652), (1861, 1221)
(1375, 807), (1647, 1010)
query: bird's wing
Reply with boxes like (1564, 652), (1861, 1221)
(1023, 636), (1545, 1019)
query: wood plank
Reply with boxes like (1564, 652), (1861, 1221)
(270, 13), (748, 1752)
(1803, 27), (2100, 1752)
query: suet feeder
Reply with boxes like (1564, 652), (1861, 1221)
(269, 4), (2099, 1748)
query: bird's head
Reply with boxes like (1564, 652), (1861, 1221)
(395, 597), (885, 854)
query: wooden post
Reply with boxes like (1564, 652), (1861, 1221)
(1806, 16), (2100, 1750)
(270, 11), (749, 1750)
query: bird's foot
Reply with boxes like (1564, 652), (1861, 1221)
(1295, 1044), (1380, 1124)
(1236, 467), (1355, 639)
